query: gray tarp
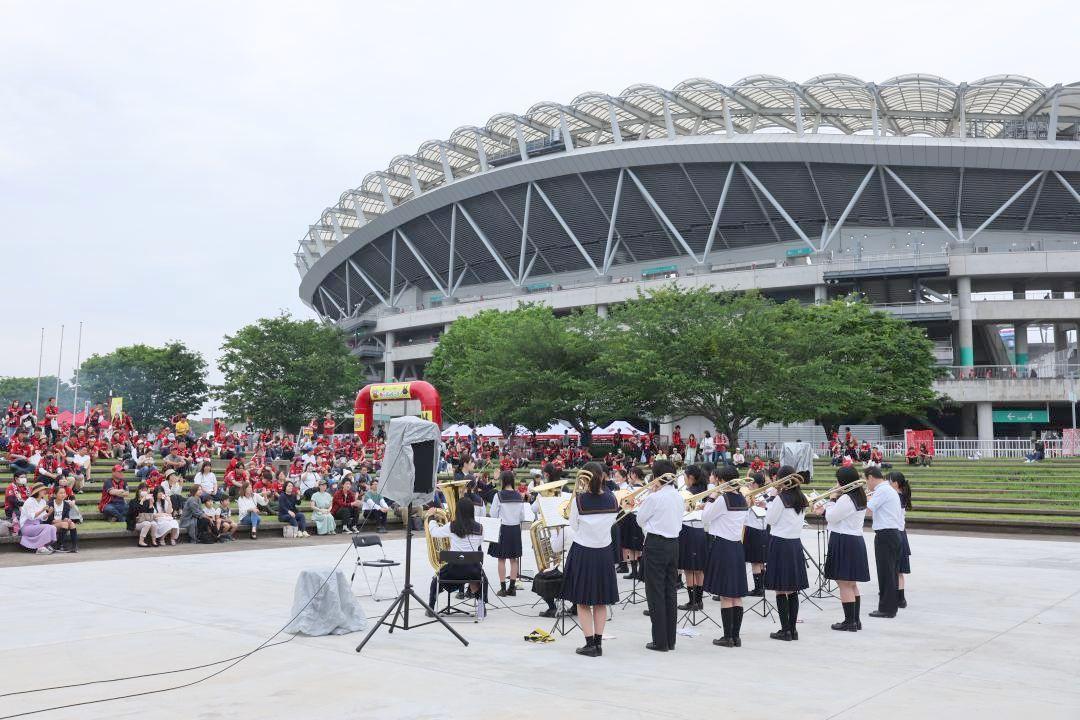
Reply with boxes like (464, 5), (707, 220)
(379, 415), (441, 508)
(780, 441), (815, 480)
(285, 569), (368, 636)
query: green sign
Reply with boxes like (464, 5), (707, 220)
(991, 409), (1048, 423)
(785, 247), (813, 257)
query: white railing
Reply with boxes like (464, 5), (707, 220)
(824, 438), (1072, 459)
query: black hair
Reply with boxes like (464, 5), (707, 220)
(748, 471), (765, 487)
(542, 463), (561, 484)
(863, 465), (884, 481)
(712, 464), (739, 483)
(629, 466), (646, 482)
(651, 458), (676, 481)
(699, 461), (715, 478)
(450, 497), (482, 537)
(887, 470), (913, 510)
(683, 464), (706, 492)
(499, 469), (516, 489)
(836, 465), (867, 508)
(581, 461), (607, 494)
(776, 466), (807, 512)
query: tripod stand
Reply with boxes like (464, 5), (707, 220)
(546, 544), (579, 636)
(798, 544), (824, 610)
(356, 503), (469, 652)
(620, 572), (646, 608)
(677, 587), (722, 630)
(745, 591), (776, 620)
(808, 525), (838, 600)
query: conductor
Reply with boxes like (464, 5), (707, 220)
(635, 459), (684, 652)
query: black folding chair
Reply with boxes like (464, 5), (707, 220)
(350, 533), (400, 601)
(435, 550), (487, 621)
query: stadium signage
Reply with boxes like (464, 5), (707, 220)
(991, 409), (1049, 423)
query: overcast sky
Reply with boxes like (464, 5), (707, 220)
(2, 0), (1076, 387)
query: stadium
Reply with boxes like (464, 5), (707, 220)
(296, 73), (1080, 444)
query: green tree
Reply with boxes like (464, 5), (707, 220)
(608, 286), (796, 446)
(216, 313), (363, 432)
(78, 342), (209, 428)
(788, 299), (941, 437)
(0, 376), (77, 413)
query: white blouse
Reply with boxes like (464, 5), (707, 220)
(568, 497), (616, 549)
(489, 494), (526, 526)
(20, 496), (48, 525)
(428, 522), (484, 552)
(824, 493), (866, 536)
(701, 495), (746, 542)
(765, 497), (805, 539)
(237, 494), (265, 516)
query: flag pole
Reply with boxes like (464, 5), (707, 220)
(34, 328), (45, 414)
(71, 322), (84, 426)
(55, 324), (65, 410)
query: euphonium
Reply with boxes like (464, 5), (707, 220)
(529, 478), (567, 572)
(742, 472), (803, 500)
(425, 479), (469, 570)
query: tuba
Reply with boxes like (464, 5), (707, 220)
(529, 478), (568, 572)
(424, 479), (469, 570)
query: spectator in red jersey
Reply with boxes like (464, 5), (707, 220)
(4, 401), (19, 439)
(42, 397), (59, 443)
(322, 413), (336, 438)
(332, 477), (362, 532)
(99, 465), (130, 522)
(4, 470), (30, 522)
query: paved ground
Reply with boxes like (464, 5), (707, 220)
(2, 528), (1079, 720)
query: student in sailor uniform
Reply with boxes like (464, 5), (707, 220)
(618, 466), (646, 580)
(814, 466), (870, 632)
(677, 464), (709, 611)
(425, 498), (487, 614)
(742, 471), (769, 597)
(763, 465), (809, 642)
(488, 470), (525, 596)
(702, 464), (749, 647)
(557, 462), (619, 657)
(887, 471), (913, 609)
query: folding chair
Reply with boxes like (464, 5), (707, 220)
(350, 534), (400, 602)
(435, 550), (487, 622)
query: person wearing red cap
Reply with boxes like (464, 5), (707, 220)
(100, 465), (130, 522)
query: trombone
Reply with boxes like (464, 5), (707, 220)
(742, 472), (803, 501)
(806, 479), (866, 509)
(682, 477), (749, 512)
(614, 483), (651, 524)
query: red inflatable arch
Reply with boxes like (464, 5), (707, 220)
(353, 380), (442, 444)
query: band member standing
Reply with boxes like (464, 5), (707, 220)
(618, 467), (646, 580)
(488, 470), (525, 596)
(815, 466), (869, 631)
(702, 465), (749, 647)
(677, 465), (708, 611)
(764, 465), (809, 641)
(887, 471), (913, 608)
(743, 472), (769, 597)
(635, 459), (684, 652)
(557, 463), (619, 657)
(864, 466), (902, 618)
(424, 498), (486, 615)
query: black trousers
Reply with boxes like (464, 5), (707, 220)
(874, 529), (902, 614)
(643, 535), (679, 649)
(335, 506), (359, 527)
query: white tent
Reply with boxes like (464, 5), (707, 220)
(475, 424), (503, 438)
(440, 423), (472, 438)
(535, 421), (580, 440)
(595, 420), (645, 437)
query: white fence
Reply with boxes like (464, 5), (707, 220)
(869, 438), (1069, 459)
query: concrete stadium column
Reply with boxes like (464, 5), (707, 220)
(960, 404), (976, 437)
(976, 401), (994, 454)
(1014, 322), (1029, 366)
(383, 331), (395, 382)
(813, 285), (827, 304)
(1054, 324), (1069, 355)
(956, 276), (974, 367)
(596, 304), (609, 318)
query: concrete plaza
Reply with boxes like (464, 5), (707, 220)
(2, 528), (1078, 720)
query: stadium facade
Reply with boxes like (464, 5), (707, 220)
(296, 74), (1080, 441)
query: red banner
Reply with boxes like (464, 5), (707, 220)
(904, 429), (935, 456)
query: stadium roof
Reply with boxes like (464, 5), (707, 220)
(296, 74), (1080, 272)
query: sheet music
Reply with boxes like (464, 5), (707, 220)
(538, 496), (569, 528)
(683, 509), (703, 522)
(750, 505), (767, 519)
(477, 516), (502, 543)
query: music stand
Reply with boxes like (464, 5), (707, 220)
(746, 591), (776, 620)
(620, 572), (646, 607)
(356, 502), (469, 651)
(808, 522), (838, 600)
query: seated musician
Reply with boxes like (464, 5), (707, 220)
(425, 498), (486, 615)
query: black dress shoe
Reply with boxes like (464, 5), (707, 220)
(868, 610), (896, 618)
(897, 598), (907, 609)
(769, 629), (792, 641)
(712, 637), (741, 647)
(831, 621), (857, 631)
(538, 608), (556, 618)
(642, 609), (651, 616)
(645, 642), (669, 652)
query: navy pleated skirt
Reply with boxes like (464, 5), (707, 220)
(558, 543), (619, 605)
(703, 537), (748, 598)
(763, 536), (809, 591)
(824, 532), (870, 582)
(620, 514), (644, 552)
(678, 525), (708, 571)
(743, 526), (769, 564)
(487, 523), (522, 559)
(899, 530), (911, 574)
